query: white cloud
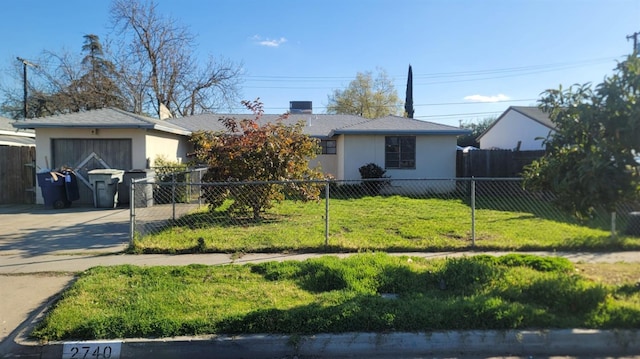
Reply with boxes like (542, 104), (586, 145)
(463, 94), (510, 103)
(253, 35), (287, 47)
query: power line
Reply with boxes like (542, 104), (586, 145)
(242, 56), (621, 89)
(414, 98), (536, 107)
(223, 98), (537, 112)
(415, 111), (503, 119)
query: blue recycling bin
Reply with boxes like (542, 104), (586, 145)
(37, 172), (68, 209)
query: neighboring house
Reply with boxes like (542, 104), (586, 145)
(170, 113), (470, 193)
(0, 116), (35, 146)
(13, 108), (191, 205)
(477, 106), (555, 151)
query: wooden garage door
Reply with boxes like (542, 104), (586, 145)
(52, 139), (132, 205)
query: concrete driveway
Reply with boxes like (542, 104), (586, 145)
(0, 204), (131, 348)
(0, 204), (130, 256)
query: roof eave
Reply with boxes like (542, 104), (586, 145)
(152, 125), (192, 136)
(0, 130), (35, 138)
(12, 123), (191, 136)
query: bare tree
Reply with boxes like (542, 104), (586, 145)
(1, 35), (126, 118)
(1, 50), (85, 118)
(110, 0), (242, 118)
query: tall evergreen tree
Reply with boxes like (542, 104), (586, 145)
(76, 34), (124, 110)
(404, 65), (414, 118)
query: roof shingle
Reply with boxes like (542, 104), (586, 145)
(11, 108), (191, 136)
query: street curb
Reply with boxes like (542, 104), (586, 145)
(5, 330), (640, 358)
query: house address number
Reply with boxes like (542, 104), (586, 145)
(62, 341), (122, 359)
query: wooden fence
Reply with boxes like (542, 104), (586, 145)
(0, 146), (36, 204)
(457, 149), (545, 177)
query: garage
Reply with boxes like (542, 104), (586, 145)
(12, 108), (192, 207)
(52, 138), (132, 205)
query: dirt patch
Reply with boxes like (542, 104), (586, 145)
(575, 262), (640, 286)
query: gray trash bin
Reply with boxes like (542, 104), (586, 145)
(119, 169), (155, 207)
(88, 169), (124, 208)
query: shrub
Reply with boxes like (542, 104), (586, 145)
(153, 155), (190, 204)
(359, 163), (389, 195)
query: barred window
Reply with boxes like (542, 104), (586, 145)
(320, 140), (337, 155)
(385, 136), (415, 169)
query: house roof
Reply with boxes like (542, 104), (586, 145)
(477, 106), (554, 141)
(8, 108), (470, 139)
(0, 116), (35, 146)
(170, 113), (469, 138)
(509, 106), (555, 128)
(330, 115), (471, 136)
(168, 113), (368, 138)
(11, 107), (192, 136)
(0, 134), (35, 146)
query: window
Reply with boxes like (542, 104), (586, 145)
(385, 136), (415, 169)
(319, 140), (337, 155)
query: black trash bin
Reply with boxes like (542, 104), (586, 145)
(61, 169), (80, 203)
(119, 169), (155, 207)
(37, 171), (68, 209)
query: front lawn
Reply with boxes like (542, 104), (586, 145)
(131, 196), (639, 254)
(32, 253), (640, 341)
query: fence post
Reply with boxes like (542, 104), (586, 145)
(171, 172), (176, 221)
(611, 212), (617, 238)
(129, 177), (136, 246)
(471, 178), (476, 247)
(325, 181), (330, 246)
(198, 168), (203, 207)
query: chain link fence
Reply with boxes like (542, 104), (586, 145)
(128, 173), (640, 246)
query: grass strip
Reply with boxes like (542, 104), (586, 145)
(32, 253), (640, 341)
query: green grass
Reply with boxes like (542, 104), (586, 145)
(131, 196), (640, 253)
(32, 253), (640, 341)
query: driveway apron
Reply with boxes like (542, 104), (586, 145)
(0, 204), (130, 256)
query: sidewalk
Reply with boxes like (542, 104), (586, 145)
(2, 249), (640, 358)
(3, 250), (640, 275)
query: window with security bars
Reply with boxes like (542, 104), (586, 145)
(385, 136), (416, 169)
(319, 140), (337, 155)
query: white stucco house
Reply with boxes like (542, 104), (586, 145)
(15, 108), (469, 204)
(13, 108), (191, 205)
(477, 106), (555, 151)
(170, 113), (470, 193)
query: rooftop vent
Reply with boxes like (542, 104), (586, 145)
(290, 101), (312, 114)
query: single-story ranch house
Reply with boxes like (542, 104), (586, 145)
(14, 108), (470, 205)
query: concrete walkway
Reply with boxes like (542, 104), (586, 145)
(2, 204), (640, 358)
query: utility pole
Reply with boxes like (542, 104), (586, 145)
(16, 57), (37, 119)
(627, 32), (639, 53)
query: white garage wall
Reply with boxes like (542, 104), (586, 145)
(33, 128), (188, 204)
(35, 128), (144, 172)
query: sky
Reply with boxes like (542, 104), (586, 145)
(0, 0), (639, 126)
